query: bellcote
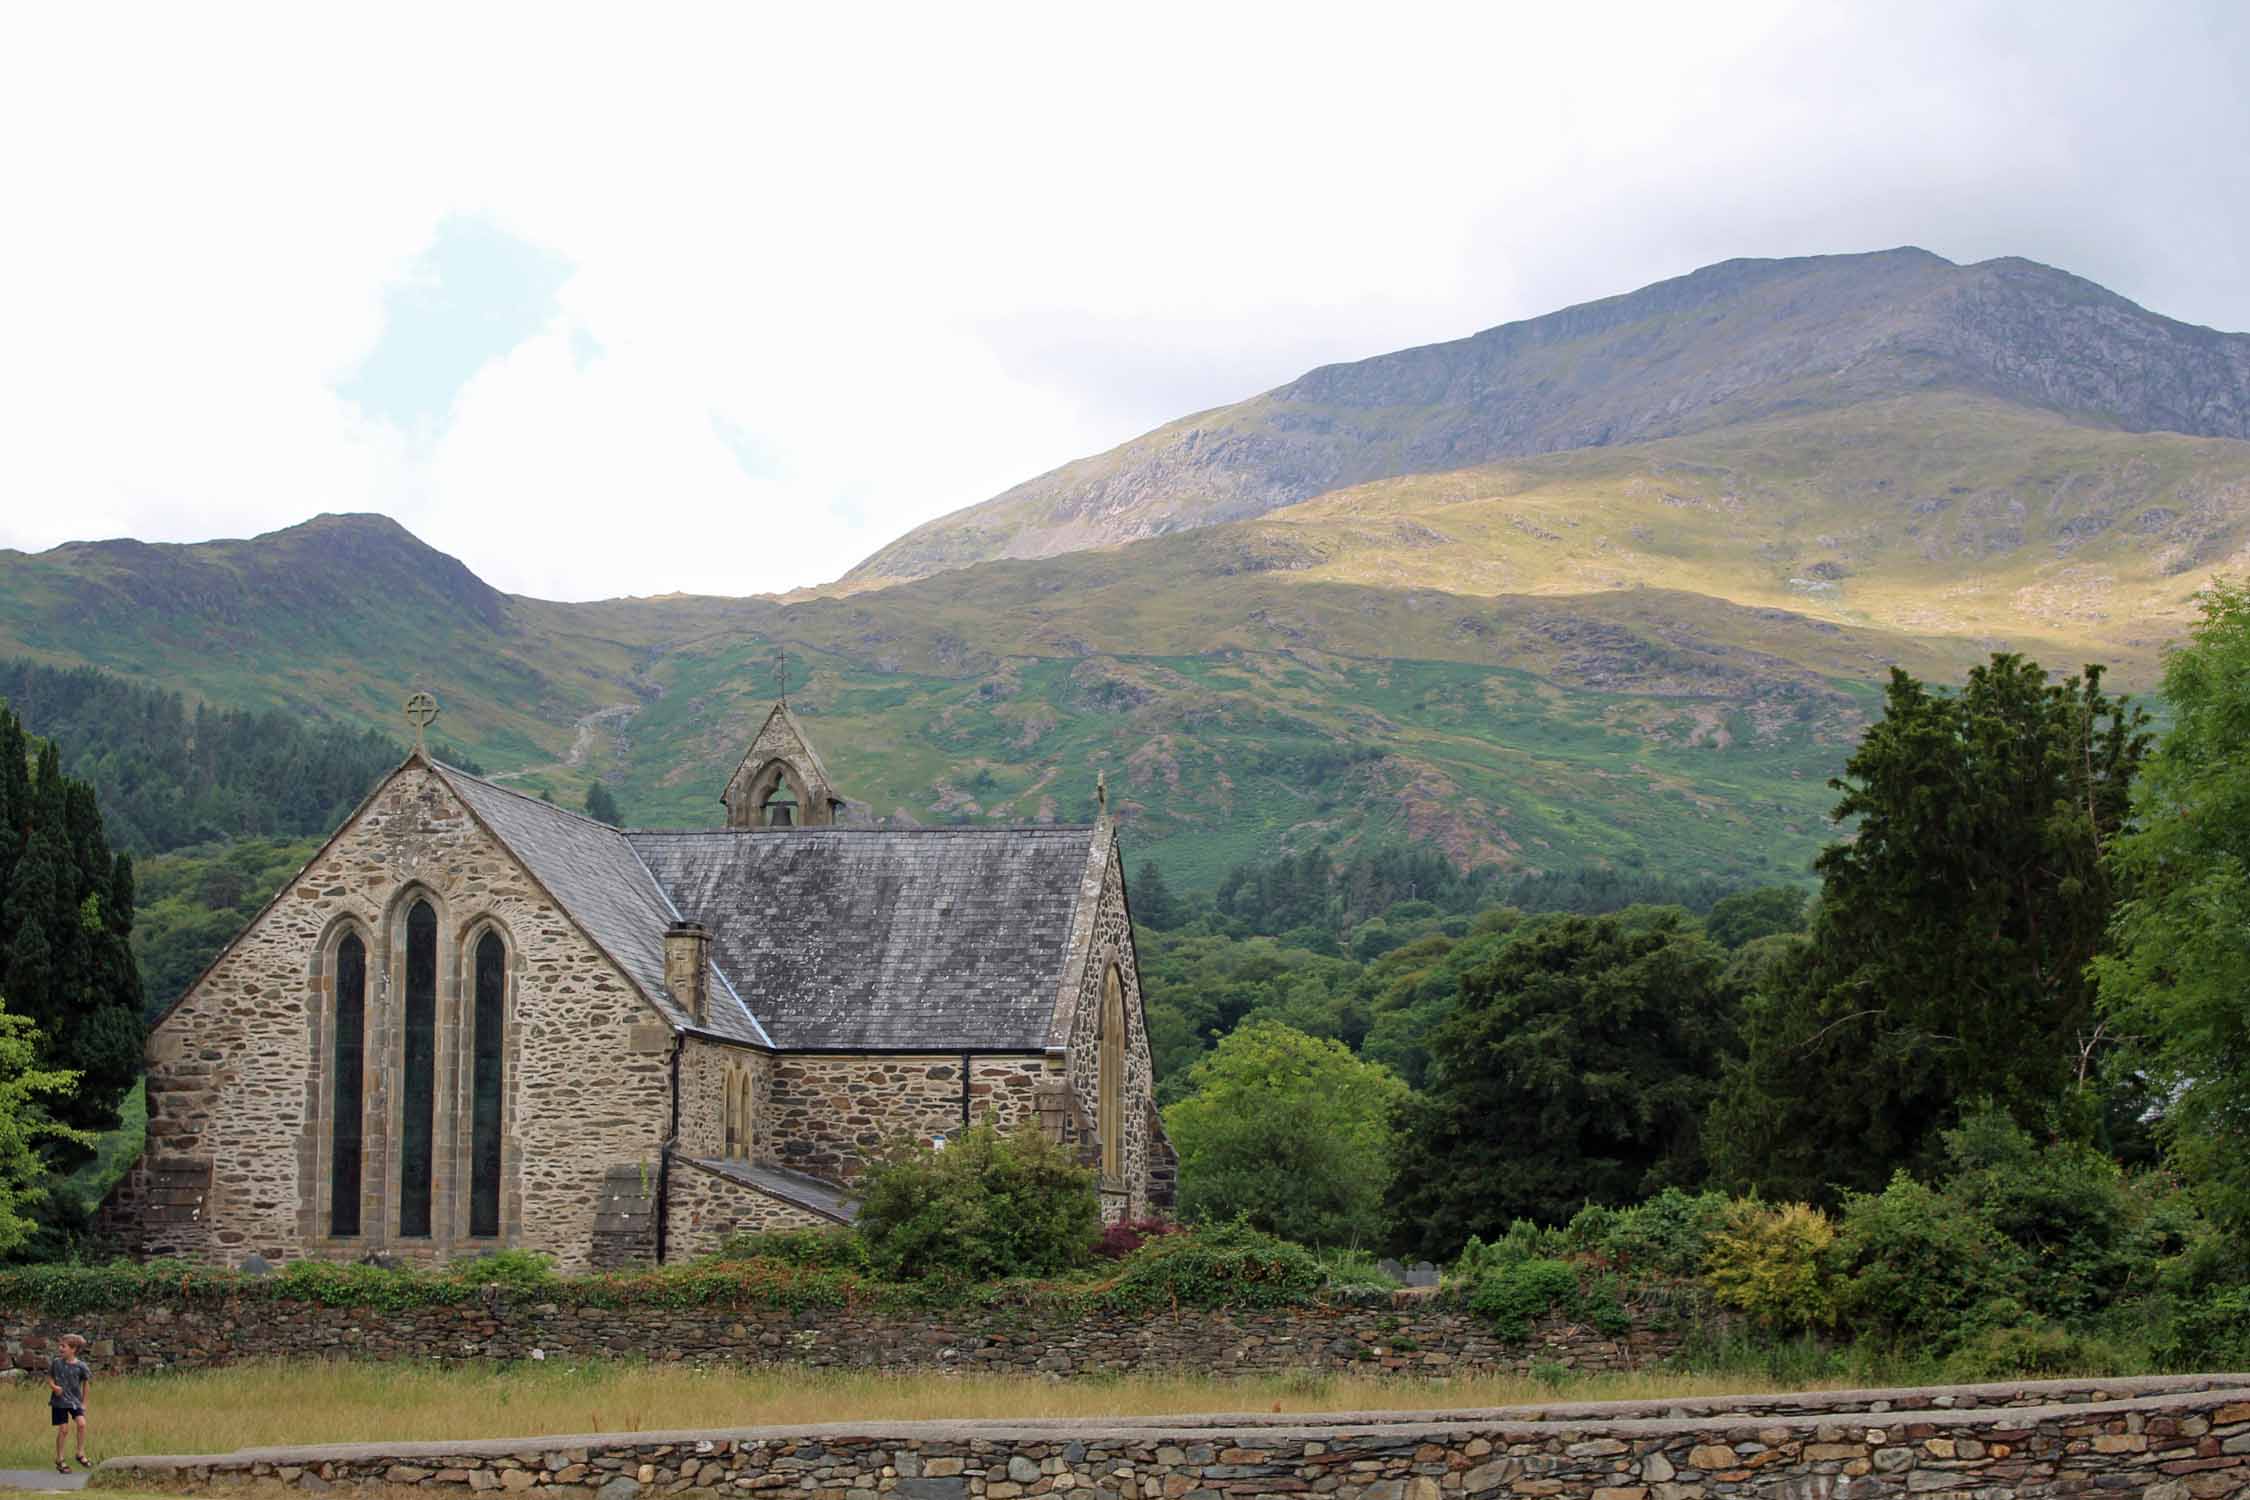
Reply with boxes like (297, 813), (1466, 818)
(721, 702), (846, 829)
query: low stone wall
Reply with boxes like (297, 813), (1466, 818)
(3, 1293), (1689, 1380)
(93, 1375), (2250, 1499)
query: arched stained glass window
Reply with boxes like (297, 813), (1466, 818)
(1099, 965), (1125, 1183)
(469, 931), (505, 1238)
(331, 933), (366, 1237)
(400, 899), (437, 1238)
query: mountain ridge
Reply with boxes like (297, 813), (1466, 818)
(846, 248), (2250, 584)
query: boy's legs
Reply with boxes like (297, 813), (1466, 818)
(73, 1410), (89, 1462)
(52, 1408), (67, 1467)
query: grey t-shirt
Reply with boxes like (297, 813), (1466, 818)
(49, 1355), (87, 1410)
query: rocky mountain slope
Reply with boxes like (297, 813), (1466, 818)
(848, 249), (2250, 584)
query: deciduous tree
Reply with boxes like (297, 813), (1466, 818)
(1164, 1020), (1408, 1247)
(2095, 582), (2250, 1241)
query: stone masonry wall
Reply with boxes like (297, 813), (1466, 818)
(94, 1377), (2250, 1500)
(762, 1054), (1052, 1183)
(661, 1158), (831, 1261)
(1061, 836), (1158, 1221)
(115, 762), (672, 1274)
(675, 1040), (766, 1163)
(7, 1293), (1683, 1380)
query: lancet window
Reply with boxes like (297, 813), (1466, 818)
(330, 933), (366, 1237)
(469, 930), (506, 1238)
(1099, 964), (1125, 1183)
(399, 898), (438, 1237)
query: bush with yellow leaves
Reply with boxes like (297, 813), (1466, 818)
(1703, 1200), (1837, 1330)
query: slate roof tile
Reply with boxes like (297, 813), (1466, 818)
(431, 764), (773, 1041)
(430, 763), (1094, 1053)
(629, 827), (1094, 1051)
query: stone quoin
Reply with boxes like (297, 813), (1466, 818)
(98, 698), (1173, 1271)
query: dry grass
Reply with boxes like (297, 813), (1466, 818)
(0, 1359), (1849, 1468)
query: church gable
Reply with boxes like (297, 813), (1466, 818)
(721, 703), (846, 828)
(135, 758), (674, 1270)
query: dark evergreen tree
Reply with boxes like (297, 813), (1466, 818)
(0, 659), (476, 856)
(1131, 860), (1181, 930)
(0, 706), (145, 1138)
(1384, 909), (1742, 1256)
(583, 780), (623, 827)
(1706, 655), (2150, 1204)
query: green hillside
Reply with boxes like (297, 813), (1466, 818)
(0, 512), (1938, 890)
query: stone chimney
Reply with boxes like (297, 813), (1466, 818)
(664, 921), (711, 1026)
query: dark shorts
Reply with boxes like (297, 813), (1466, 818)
(51, 1405), (83, 1426)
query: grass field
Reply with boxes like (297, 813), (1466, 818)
(0, 1359), (1868, 1467)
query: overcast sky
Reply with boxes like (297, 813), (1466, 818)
(3, 1), (2245, 601)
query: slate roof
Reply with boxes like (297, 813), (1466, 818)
(430, 764), (772, 1042)
(430, 762), (1098, 1053)
(689, 1159), (861, 1223)
(629, 827), (1097, 1051)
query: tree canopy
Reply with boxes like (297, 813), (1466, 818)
(1709, 654), (2149, 1203)
(1163, 1020), (1408, 1247)
(0, 707), (144, 1137)
(1385, 908), (1742, 1256)
(2097, 582), (2250, 1243)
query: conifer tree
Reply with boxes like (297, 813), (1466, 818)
(584, 779), (623, 827)
(0, 706), (143, 1140)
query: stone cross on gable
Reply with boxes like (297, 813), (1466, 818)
(403, 691), (440, 754)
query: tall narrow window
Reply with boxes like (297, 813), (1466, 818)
(722, 1067), (741, 1158)
(400, 899), (437, 1237)
(470, 930), (505, 1238)
(1099, 965), (1125, 1182)
(330, 934), (366, 1236)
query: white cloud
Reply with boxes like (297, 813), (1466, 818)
(0, 0), (2243, 599)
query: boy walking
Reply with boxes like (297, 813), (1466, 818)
(49, 1333), (91, 1474)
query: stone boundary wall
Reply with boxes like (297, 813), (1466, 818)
(4, 1294), (1687, 1381)
(93, 1375), (2250, 1499)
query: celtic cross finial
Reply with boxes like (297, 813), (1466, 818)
(775, 643), (788, 707)
(403, 690), (440, 754)
(1096, 769), (1107, 818)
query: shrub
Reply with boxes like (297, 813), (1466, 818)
(1572, 1188), (1731, 1277)
(714, 1227), (870, 1272)
(853, 1122), (1101, 1282)
(1093, 1217), (1185, 1261)
(1829, 1174), (2022, 1348)
(1942, 1325), (2132, 1382)
(1703, 1201), (1836, 1331)
(1938, 1107), (2181, 1323)
(2155, 1287), (2250, 1372)
(1108, 1221), (1325, 1309)
(447, 1248), (559, 1296)
(1452, 1219), (1556, 1285)
(1467, 1257), (1580, 1340)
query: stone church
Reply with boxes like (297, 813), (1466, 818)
(101, 702), (1174, 1271)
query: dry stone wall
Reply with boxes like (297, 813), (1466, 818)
(93, 1377), (2250, 1500)
(6, 1294), (1682, 1380)
(114, 762), (672, 1274)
